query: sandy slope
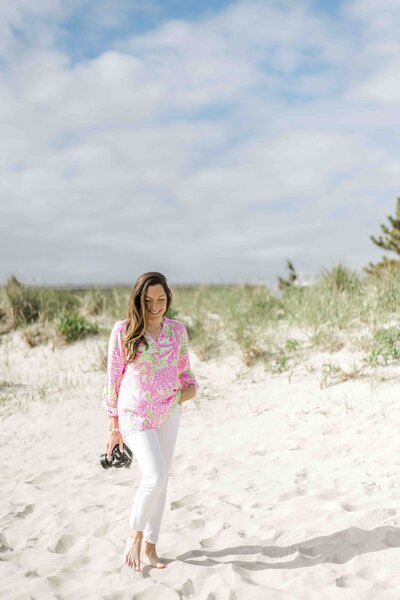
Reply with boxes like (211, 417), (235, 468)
(1, 329), (400, 600)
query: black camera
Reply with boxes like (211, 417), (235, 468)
(100, 443), (134, 469)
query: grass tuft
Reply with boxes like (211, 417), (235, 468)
(365, 327), (400, 366)
(57, 312), (99, 343)
(320, 362), (368, 389)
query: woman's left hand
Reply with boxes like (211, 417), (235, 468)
(178, 384), (196, 405)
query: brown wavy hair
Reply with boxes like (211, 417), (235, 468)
(123, 272), (173, 364)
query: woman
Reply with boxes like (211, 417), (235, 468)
(102, 272), (199, 573)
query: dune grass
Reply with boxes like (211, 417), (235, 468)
(1, 265), (400, 382)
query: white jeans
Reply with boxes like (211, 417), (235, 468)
(123, 403), (181, 544)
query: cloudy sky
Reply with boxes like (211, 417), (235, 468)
(1, 0), (399, 286)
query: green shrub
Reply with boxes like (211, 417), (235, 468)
(57, 312), (99, 342)
(365, 257), (400, 277)
(285, 338), (301, 352)
(366, 327), (400, 366)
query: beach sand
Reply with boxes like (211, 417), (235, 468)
(2, 329), (400, 599)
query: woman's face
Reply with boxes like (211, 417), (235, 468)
(145, 283), (167, 323)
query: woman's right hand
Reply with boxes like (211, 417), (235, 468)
(106, 431), (124, 461)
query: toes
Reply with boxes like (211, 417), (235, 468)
(123, 539), (143, 571)
(125, 552), (134, 569)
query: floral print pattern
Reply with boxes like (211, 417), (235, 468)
(102, 316), (199, 435)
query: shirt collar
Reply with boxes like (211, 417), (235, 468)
(144, 316), (168, 341)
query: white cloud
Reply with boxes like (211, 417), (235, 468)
(0, 0), (399, 284)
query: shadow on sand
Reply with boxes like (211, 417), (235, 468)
(172, 526), (400, 570)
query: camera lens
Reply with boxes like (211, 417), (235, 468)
(99, 453), (113, 469)
(99, 443), (134, 469)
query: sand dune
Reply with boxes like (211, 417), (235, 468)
(2, 329), (400, 599)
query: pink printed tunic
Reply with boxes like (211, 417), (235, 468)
(102, 316), (199, 436)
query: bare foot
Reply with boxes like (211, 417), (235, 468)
(124, 534), (143, 572)
(145, 542), (166, 568)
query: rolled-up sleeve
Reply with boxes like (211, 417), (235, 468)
(102, 321), (127, 417)
(178, 324), (199, 391)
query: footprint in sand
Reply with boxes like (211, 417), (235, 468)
(46, 575), (61, 591)
(190, 518), (205, 529)
(316, 489), (340, 501)
(278, 489), (306, 502)
(13, 503), (35, 519)
(184, 465), (198, 473)
(170, 492), (200, 510)
(93, 523), (109, 538)
(200, 522), (231, 548)
(244, 482), (257, 491)
(204, 467), (218, 479)
(336, 575), (366, 588)
(362, 482), (378, 495)
(294, 469), (308, 485)
(26, 471), (58, 485)
(248, 448), (266, 456)
(219, 495), (242, 510)
(341, 503), (362, 512)
(0, 533), (12, 553)
(49, 534), (79, 554)
(24, 570), (39, 578)
(180, 578), (195, 597)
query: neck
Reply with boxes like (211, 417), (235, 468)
(147, 316), (164, 330)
